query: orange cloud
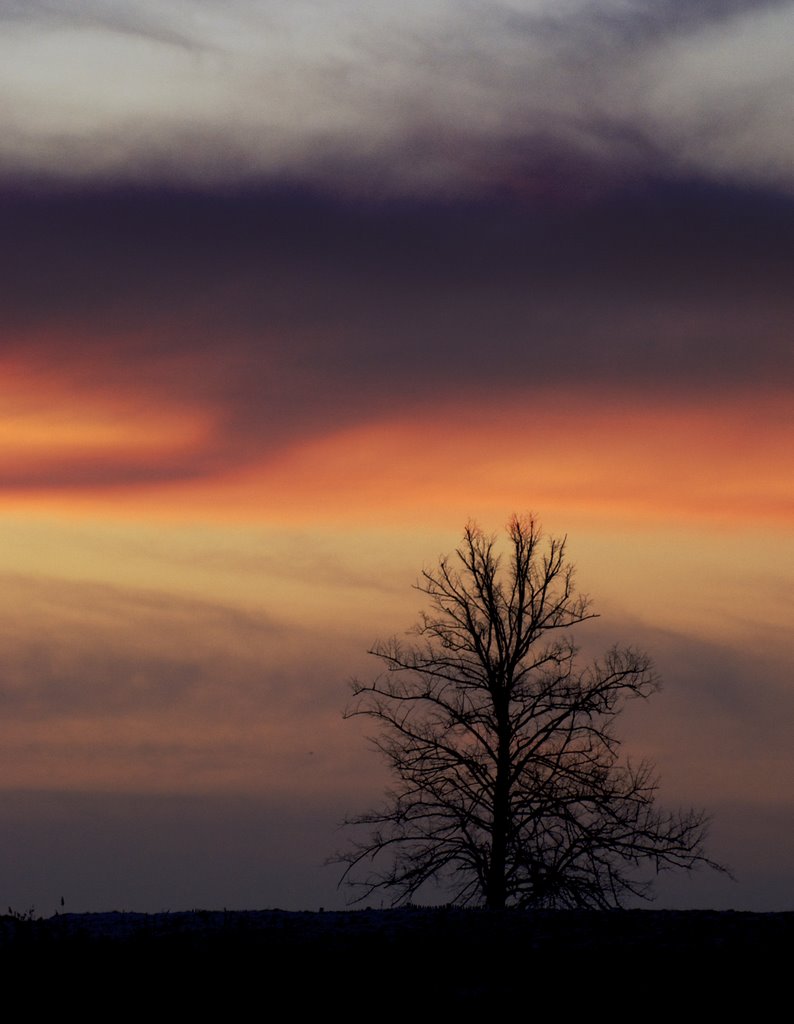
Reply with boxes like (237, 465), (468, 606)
(202, 388), (793, 529)
(0, 350), (214, 493)
(1, 351), (790, 535)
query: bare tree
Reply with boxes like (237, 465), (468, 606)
(338, 515), (722, 909)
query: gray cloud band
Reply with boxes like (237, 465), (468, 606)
(0, 1), (792, 194)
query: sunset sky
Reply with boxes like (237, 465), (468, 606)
(0, 1), (791, 913)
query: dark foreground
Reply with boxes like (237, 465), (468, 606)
(2, 907), (790, 1006)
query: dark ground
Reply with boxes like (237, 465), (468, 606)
(2, 907), (790, 1007)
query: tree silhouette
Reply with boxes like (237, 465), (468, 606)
(339, 515), (722, 909)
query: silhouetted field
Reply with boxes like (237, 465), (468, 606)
(2, 907), (789, 1006)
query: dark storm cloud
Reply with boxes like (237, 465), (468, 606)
(0, 180), (789, 492)
(1, 180), (791, 487)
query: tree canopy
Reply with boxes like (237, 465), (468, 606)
(338, 515), (722, 909)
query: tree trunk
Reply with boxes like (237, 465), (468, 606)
(486, 700), (511, 910)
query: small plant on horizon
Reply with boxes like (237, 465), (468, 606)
(336, 514), (726, 910)
(6, 905), (38, 922)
